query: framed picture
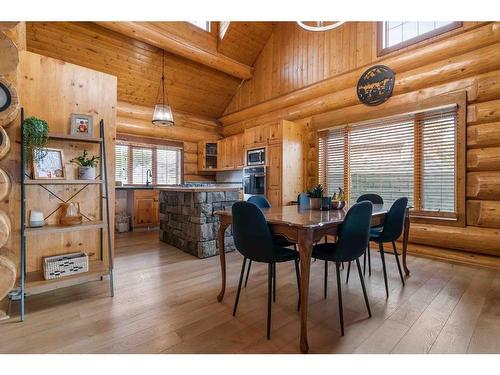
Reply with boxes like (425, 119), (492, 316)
(70, 113), (93, 137)
(33, 148), (66, 180)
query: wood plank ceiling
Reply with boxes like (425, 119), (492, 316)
(26, 21), (273, 119)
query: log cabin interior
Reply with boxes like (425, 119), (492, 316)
(1, 1), (500, 368)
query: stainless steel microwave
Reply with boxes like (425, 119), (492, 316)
(247, 148), (265, 166)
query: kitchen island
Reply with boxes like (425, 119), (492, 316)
(158, 186), (241, 258)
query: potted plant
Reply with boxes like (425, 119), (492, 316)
(307, 184), (324, 209)
(23, 116), (49, 167)
(70, 149), (99, 180)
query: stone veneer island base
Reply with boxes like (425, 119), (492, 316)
(158, 187), (240, 258)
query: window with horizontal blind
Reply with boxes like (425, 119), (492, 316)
(115, 136), (183, 186)
(318, 97), (465, 224)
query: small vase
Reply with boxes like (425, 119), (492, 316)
(310, 197), (321, 210)
(78, 166), (96, 180)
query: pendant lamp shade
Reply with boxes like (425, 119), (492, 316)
(152, 104), (174, 127)
(152, 50), (174, 127)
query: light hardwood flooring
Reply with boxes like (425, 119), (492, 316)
(1, 231), (499, 354)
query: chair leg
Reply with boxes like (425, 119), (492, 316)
(356, 258), (371, 318)
(324, 260), (328, 299)
(392, 241), (405, 286)
(379, 242), (389, 298)
(335, 262), (344, 336)
(367, 241), (372, 276)
(272, 263), (276, 302)
(294, 258), (301, 312)
(267, 263), (273, 340)
(244, 260), (252, 288)
(363, 249), (367, 275)
(233, 257), (247, 316)
(346, 261), (351, 284)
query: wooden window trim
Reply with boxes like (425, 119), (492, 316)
(117, 133), (184, 149)
(377, 21), (463, 57)
(316, 91), (466, 227)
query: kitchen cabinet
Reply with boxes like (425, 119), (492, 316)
(244, 124), (267, 148)
(216, 134), (245, 170)
(267, 144), (281, 188)
(267, 122), (282, 144)
(197, 141), (218, 171)
(127, 189), (159, 229)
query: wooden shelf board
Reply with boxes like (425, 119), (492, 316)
(25, 260), (109, 295)
(25, 179), (103, 185)
(48, 133), (102, 143)
(26, 221), (104, 235)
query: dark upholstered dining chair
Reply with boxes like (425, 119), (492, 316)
(244, 195), (296, 289)
(231, 201), (301, 339)
(311, 201), (373, 336)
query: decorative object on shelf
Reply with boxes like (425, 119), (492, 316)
(307, 184), (324, 210)
(0, 78), (19, 128)
(32, 147), (65, 180)
(43, 252), (89, 280)
(0, 31), (19, 74)
(357, 65), (395, 106)
(0, 210), (11, 248)
(332, 187), (346, 210)
(29, 210), (46, 228)
(296, 21), (345, 32)
(152, 50), (174, 127)
(0, 167), (11, 201)
(70, 113), (93, 137)
(70, 149), (99, 180)
(59, 202), (83, 226)
(0, 126), (11, 159)
(23, 116), (49, 167)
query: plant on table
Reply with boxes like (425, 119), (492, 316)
(70, 149), (100, 180)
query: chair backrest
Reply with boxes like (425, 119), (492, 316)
(247, 195), (271, 208)
(297, 192), (310, 208)
(357, 193), (384, 205)
(381, 197), (408, 242)
(231, 201), (275, 263)
(334, 201), (373, 262)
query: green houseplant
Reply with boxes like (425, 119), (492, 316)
(23, 116), (49, 168)
(307, 184), (324, 209)
(70, 149), (100, 180)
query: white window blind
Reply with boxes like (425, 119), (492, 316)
(318, 104), (458, 217)
(115, 140), (182, 186)
(349, 119), (414, 206)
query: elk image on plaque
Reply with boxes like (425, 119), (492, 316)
(356, 65), (395, 106)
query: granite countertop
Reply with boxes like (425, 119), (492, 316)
(157, 186), (242, 192)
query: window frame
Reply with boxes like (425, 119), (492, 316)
(116, 134), (184, 186)
(317, 92), (466, 226)
(377, 21), (463, 57)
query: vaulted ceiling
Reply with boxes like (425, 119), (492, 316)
(26, 21), (274, 119)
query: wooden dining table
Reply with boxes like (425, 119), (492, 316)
(215, 203), (411, 353)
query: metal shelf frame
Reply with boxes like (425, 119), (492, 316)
(18, 107), (114, 321)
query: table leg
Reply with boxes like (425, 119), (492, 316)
(297, 229), (314, 354)
(217, 218), (231, 302)
(402, 209), (410, 276)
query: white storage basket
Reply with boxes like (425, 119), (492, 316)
(43, 252), (89, 280)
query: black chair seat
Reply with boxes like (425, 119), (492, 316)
(273, 246), (300, 263)
(312, 242), (338, 262)
(369, 227), (383, 240)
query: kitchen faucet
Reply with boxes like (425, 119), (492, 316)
(146, 169), (152, 186)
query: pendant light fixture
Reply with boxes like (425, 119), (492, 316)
(296, 21), (345, 32)
(152, 50), (174, 127)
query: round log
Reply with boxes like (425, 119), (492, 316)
(467, 147), (500, 171)
(0, 78), (20, 128)
(0, 22), (20, 31)
(0, 210), (11, 248)
(467, 172), (500, 200)
(0, 31), (19, 74)
(0, 248), (16, 303)
(0, 126), (11, 159)
(0, 168), (11, 201)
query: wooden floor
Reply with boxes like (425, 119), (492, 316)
(1, 231), (499, 354)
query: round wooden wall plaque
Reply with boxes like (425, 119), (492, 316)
(357, 65), (395, 106)
(0, 168), (11, 201)
(0, 248), (16, 302)
(0, 78), (19, 128)
(0, 31), (19, 75)
(0, 126), (11, 159)
(0, 210), (11, 248)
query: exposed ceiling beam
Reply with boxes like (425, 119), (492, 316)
(95, 22), (253, 80)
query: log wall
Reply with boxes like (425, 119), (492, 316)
(221, 22), (500, 262)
